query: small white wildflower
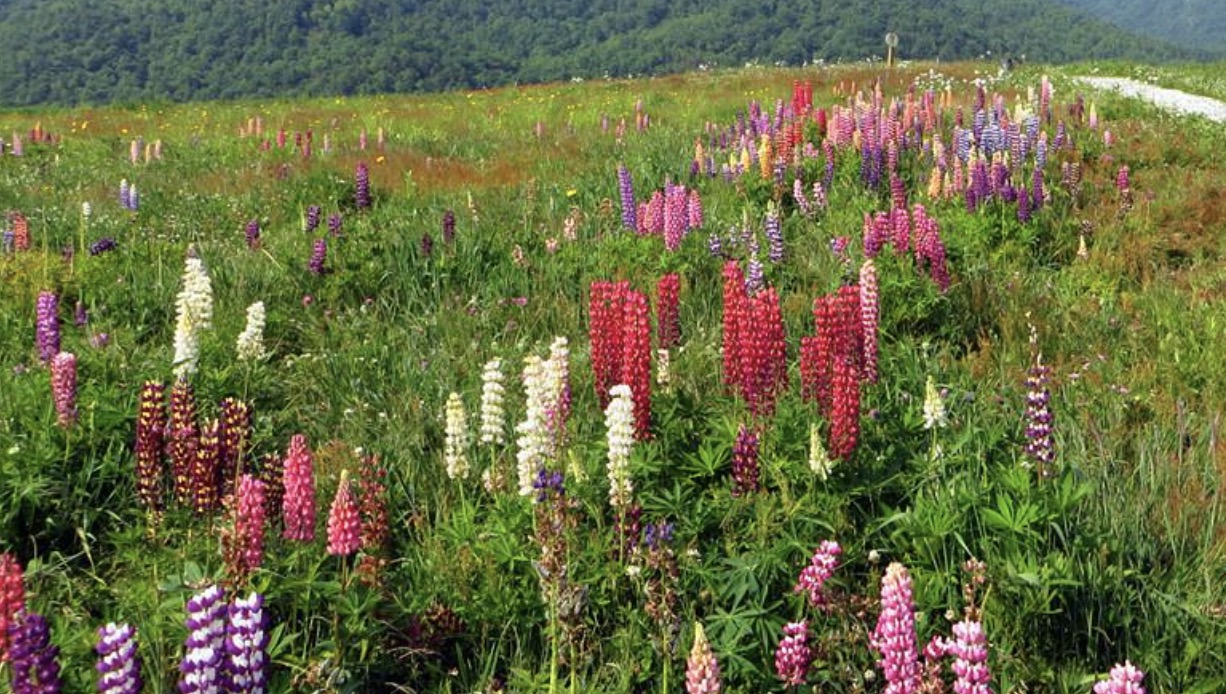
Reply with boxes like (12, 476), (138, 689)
(922, 375), (948, 430)
(443, 392), (470, 480)
(605, 384), (635, 510)
(809, 422), (834, 480)
(655, 348), (671, 388)
(235, 301), (267, 361)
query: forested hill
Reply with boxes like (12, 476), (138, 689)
(0, 0), (1207, 106)
(1055, 0), (1226, 53)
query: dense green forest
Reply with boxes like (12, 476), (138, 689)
(1056, 0), (1226, 53)
(0, 0), (1210, 106)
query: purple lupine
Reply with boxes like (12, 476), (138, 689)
(793, 179), (812, 216)
(8, 610), (63, 694)
(354, 162), (371, 209)
(1031, 167), (1045, 213)
(36, 291), (60, 364)
(244, 220), (260, 250)
(96, 622), (142, 694)
(617, 165), (637, 231)
(179, 585), (226, 694)
(304, 205), (321, 233)
(744, 255), (764, 296)
(912, 205), (950, 292)
(793, 540), (841, 608)
(74, 301), (88, 327)
(1023, 324), (1055, 478)
(307, 238), (327, 276)
(532, 466), (566, 504)
(226, 593), (269, 694)
(442, 209), (456, 244)
(730, 424), (759, 496)
(764, 208), (784, 263)
(1017, 185), (1032, 223)
(707, 231), (722, 258)
(950, 619), (991, 694)
(89, 238), (118, 256)
(1093, 661), (1146, 694)
(774, 621), (812, 686)
(872, 562), (919, 694)
(327, 213), (342, 237)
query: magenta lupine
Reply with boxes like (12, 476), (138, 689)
(730, 424), (759, 496)
(686, 622), (722, 694)
(49, 352), (77, 427)
(1024, 324), (1055, 478)
(326, 470), (361, 557)
(235, 474), (267, 575)
(281, 434), (316, 541)
(1, 553), (25, 664)
(179, 585), (226, 694)
(7, 611), (62, 694)
(304, 205), (321, 233)
(35, 291), (59, 364)
(950, 619), (992, 694)
(664, 185), (687, 251)
(327, 212), (342, 237)
(912, 205), (950, 292)
(872, 562), (920, 694)
(226, 592), (269, 694)
(793, 540), (842, 608)
(774, 621), (812, 686)
(1093, 661), (1146, 694)
(355, 162), (371, 209)
(860, 259), (880, 384)
(308, 238), (327, 275)
(95, 622), (142, 694)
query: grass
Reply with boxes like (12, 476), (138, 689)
(0, 59), (1223, 693)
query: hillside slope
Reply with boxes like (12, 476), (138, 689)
(0, 0), (1202, 106)
(1055, 0), (1226, 53)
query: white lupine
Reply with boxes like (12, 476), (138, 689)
(809, 422), (834, 480)
(235, 301), (267, 362)
(656, 348), (671, 388)
(515, 355), (549, 497)
(172, 250), (214, 378)
(605, 384), (636, 509)
(443, 392), (470, 480)
(922, 375), (948, 430)
(542, 336), (570, 452)
(479, 358), (506, 446)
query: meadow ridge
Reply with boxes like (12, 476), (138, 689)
(0, 61), (1223, 693)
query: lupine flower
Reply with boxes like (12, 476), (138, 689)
(0, 553), (25, 664)
(730, 424), (759, 496)
(774, 621), (812, 686)
(656, 348), (671, 388)
(327, 213), (343, 237)
(950, 619), (992, 694)
(442, 209), (456, 244)
(686, 622), (722, 694)
(168, 377), (199, 504)
(179, 585), (226, 694)
(89, 238), (118, 256)
(226, 593), (269, 693)
(307, 238), (327, 275)
(234, 474), (267, 578)
(119, 179), (131, 209)
(923, 375), (948, 430)
(190, 420), (222, 514)
(860, 259), (879, 383)
(281, 434), (316, 541)
(793, 178), (813, 216)
(326, 470), (361, 557)
(794, 540), (841, 608)
(687, 188), (704, 228)
(516, 355), (549, 497)
(420, 232), (434, 258)
(621, 292), (652, 439)
(11, 212), (30, 251)
(235, 301), (267, 362)
(479, 358), (506, 446)
(764, 207), (784, 263)
(35, 291), (60, 364)
(1093, 661), (1146, 694)
(656, 273), (681, 350)
(744, 255), (764, 295)
(1023, 324), (1055, 478)
(808, 422), (834, 480)
(50, 352), (77, 427)
(172, 249), (214, 378)
(589, 280), (627, 409)
(96, 622), (141, 694)
(355, 162), (371, 209)
(872, 562), (920, 694)
(244, 220), (260, 250)
(443, 392), (471, 480)
(8, 611), (62, 693)
(605, 384), (635, 510)
(356, 453), (390, 585)
(304, 205), (321, 233)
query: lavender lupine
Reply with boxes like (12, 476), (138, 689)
(1023, 323), (1055, 478)
(95, 622), (142, 694)
(764, 206), (784, 263)
(774, 621), (812, 686)
(794, 540), (841, 608)
(1093, 661), (1146, 694)
(304, 205), (321, 233)
(226, 593), (269, 694)
(179, 585), (226, 694)
(8, 611), (62, 694)
(617, 165), (637, 230)
(872, 562), (920, 694)
(35, 291), (60, 364)
(950, 619), (992, 694)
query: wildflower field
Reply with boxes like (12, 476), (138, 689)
(0, 61), (1223, 693)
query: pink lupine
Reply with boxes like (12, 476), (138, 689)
(326, 470), (361, 556)
(950, 619), (992, 694)
(281, 434), (316, 541)
(774, 621), (812, 686)
(793, 540), (841, 608)
(872, 562), (920, 694)
(50, 352), (77, 427)
(686, 622), (722, 694)
(1093, 661), (1146, 694)
(860, 259), (879, 384)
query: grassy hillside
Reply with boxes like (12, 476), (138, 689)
(0, 0), (1204, 106)
(0, 60), (1223, 692)
(1056, 0), (1226, 53)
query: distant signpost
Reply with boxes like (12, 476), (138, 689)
(885, 32), (899, 68)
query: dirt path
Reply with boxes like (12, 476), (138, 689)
(1077, 76), (1226, 123)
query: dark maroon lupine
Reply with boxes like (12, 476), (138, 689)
(135, 381), (166, 510)
(730, 424), (759, 496)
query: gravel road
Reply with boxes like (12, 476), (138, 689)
(1077, 76), (1226, 123)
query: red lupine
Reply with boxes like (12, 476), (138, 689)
(730, 424), (760, 496)
(656, 273), (681, 349)
(740, 286), (787, 417)
(803, 295), (837, 415)
(623, 288), (653, 439)
(913, 204), (950, 292)
(168, 377), (199, 505)
(721, 261), (748, 392)
(0, 553), (24, 663)
(134, 380), (166, 509)
(327, 470), (361, 557)
(225, 474), (267, 585)
(281, 434), (316, 542)
(829, 286), (862, 459)
(11, 212), (29, 252)
(589, 280), (628, 409)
